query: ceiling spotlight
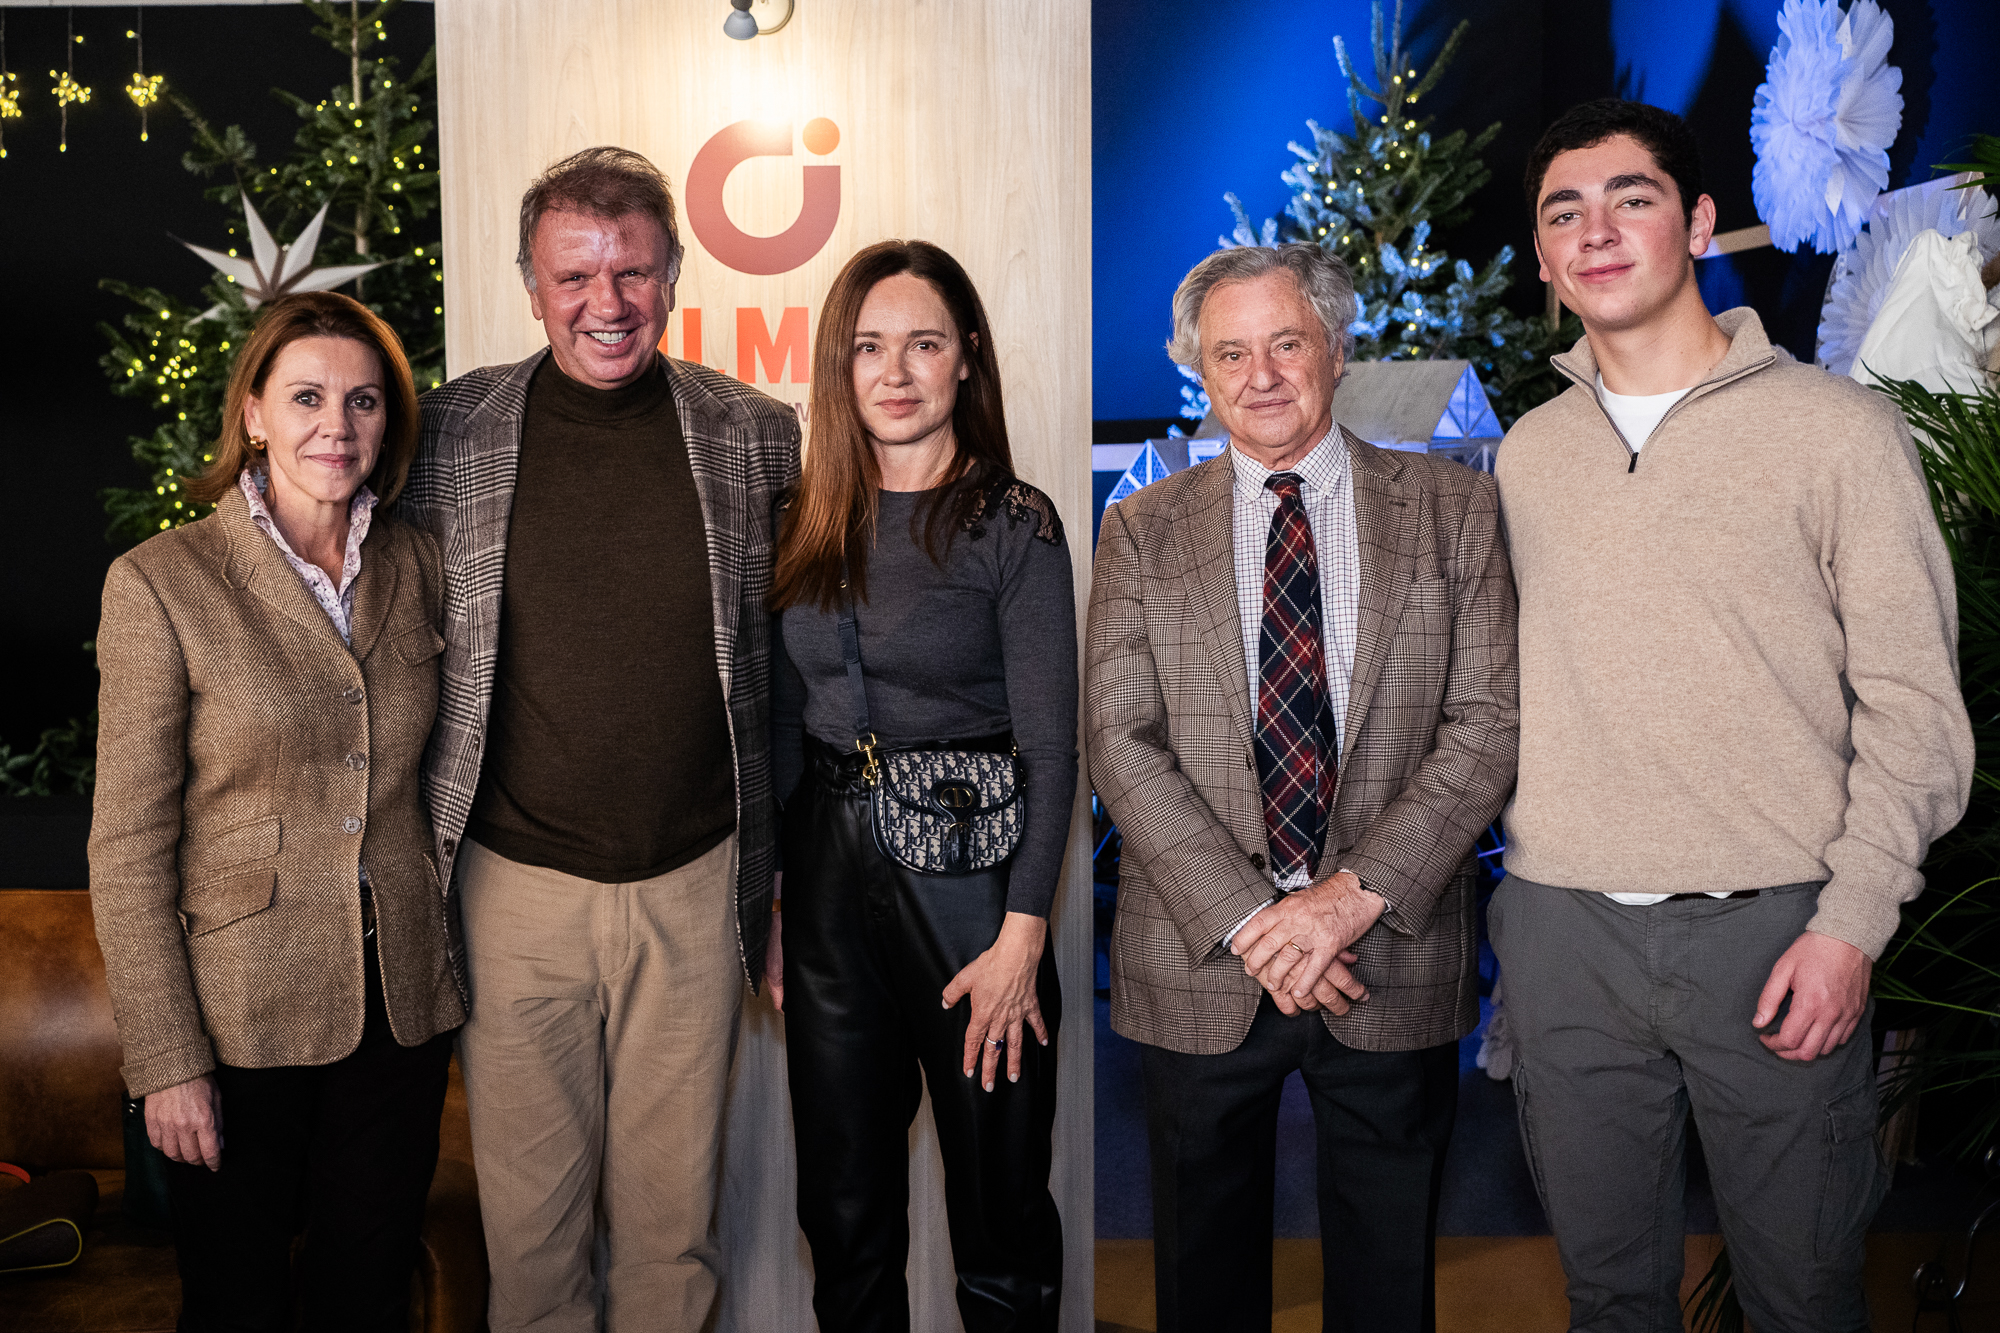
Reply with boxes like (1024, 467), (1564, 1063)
(725, 0), (792, 39)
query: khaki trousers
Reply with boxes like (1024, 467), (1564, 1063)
(456, 835), (743, 1333)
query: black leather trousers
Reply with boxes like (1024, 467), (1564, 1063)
(783, 739), (1064, 1333)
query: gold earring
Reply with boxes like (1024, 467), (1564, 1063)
(250, 436), (267, 451)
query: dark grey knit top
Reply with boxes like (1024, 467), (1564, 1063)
(772, 475), (1079, 917)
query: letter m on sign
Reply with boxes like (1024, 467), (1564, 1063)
(737, 307), (810, 383)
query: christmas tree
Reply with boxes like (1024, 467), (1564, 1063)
(97, 0), (442, 541)
(1181, 0), (1578, 430)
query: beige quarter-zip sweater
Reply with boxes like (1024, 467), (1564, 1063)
(1495, 308), (1973, 958)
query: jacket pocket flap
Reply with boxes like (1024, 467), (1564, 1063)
(183, 871), (276, 936)
(394, 624), (447, 664)
(201, 816), (281, 872)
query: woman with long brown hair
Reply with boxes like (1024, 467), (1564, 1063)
(767, 240), (1074, 1331)
(89, 291), (462, 1331)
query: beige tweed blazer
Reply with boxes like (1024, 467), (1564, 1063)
(1087, 430), (1519, 1055)
(89, 485), (465, 1098)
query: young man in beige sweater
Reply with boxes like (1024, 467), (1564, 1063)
(1490, 99), (1973, 1333)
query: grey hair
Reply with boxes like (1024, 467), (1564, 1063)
(1165, 243), (1357, 370)
(517, 146), (684, 290)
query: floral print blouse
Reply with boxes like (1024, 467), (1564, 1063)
(238, 468), (377, 646)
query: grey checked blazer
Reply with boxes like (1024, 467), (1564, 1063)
(1087, 430), (1519, 1054)
(398, 348), (801, 989)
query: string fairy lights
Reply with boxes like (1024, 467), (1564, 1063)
(49, 8), (91, 153)
(0, 7), (177, 158)
(0, 15), (21, 160)
(125, 11), (163, 142)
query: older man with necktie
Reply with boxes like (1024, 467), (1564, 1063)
(1086, 243), (1520, 1333)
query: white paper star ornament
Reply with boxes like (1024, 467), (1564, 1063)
(181, 195), (385, 320)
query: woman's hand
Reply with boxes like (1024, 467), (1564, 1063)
(146, 1073), (224, 1171)
(941, 911), (1049, 1092)
(765, 872), (785, 1013)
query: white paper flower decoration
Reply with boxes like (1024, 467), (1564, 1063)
(1751, 0), (1845, 251)
(180, 195), (386, 322)
(1817, 173), (2000, 375)
(1751, 0), (1903, 254)
(1824, 0), (1902, 248)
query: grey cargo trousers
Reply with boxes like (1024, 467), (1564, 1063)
(1489, 877), (1886, 1333)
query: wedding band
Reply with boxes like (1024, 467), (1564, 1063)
(986, 1037), (1006, 1049)
(1286, 942), (1305, 953)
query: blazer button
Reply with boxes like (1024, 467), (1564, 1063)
(1250, 853), (1266, 871)
(443, 837), (457, 855)
(346, 752), (368, 771)
(342, 817), (363, 835)
(344, 687), (365, 705)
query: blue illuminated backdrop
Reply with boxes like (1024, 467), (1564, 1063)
(1611, 0), (1778, 118)
(1092, 0), (1375, 421)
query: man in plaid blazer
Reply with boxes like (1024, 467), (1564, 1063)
(1087, 244), (1518, 1333)
(398, 148), (799, 1331)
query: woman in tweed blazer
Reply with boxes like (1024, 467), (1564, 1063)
(88, 293), (463, 1333)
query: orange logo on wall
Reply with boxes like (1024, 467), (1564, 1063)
(686, 118), (841, 275)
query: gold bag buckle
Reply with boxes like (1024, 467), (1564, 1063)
(854, 732), (882, 788)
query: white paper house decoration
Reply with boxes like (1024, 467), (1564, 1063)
(1103, 440), (1175, 507)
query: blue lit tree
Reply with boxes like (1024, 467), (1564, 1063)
(1181, 0), (1577, 430)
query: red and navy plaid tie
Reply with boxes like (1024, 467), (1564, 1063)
(1255, 472), (1335, 880)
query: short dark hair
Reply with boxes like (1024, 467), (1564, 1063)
(517, 146), (682, 288)
(1524, 100), (1703, 227)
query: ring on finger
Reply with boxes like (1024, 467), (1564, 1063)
(986, 1036), (1006, 1050)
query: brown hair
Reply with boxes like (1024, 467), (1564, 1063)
(771, 240), (1014, 612)
(517, 146), (682, 288)
(186, 291), (420, 507)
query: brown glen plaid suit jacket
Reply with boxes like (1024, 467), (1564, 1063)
(397, 348), (801, 989)
(90, 487), (465, 1097)
(1087, 430), (1519, 1055)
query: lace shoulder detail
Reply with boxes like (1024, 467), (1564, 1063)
(963, 476), (1065, 547)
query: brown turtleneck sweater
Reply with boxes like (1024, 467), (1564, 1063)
(466, 354), (735, 882)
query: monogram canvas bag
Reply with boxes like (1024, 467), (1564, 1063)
(837, 581), (1024, 876)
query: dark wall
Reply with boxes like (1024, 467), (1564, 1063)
(0, 5), (435, 748)
(1092, 0), (2000, 420)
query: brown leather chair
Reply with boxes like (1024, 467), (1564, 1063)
(0, 888), (488, 1333)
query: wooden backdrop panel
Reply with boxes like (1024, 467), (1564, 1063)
(434, 4), (1091, 1330)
